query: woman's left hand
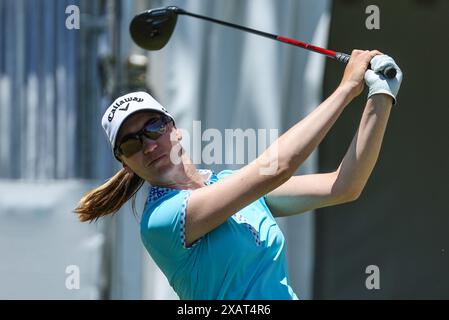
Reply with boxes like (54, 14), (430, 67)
(365, 55), (403, 105)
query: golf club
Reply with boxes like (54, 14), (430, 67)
(130, 6), (397, 79)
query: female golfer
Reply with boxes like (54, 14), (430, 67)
(76, 50), (402, 299)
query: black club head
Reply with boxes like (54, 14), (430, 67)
(130, 6), (181, 51)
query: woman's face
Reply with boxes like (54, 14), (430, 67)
(116, 111), (181, 183)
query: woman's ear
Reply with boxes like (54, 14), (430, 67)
(175, 127), (182, 141)
(122, 161), (133, 174)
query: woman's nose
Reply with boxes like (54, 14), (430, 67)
(142, 136), (158, 154)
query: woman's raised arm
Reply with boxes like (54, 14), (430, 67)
(184, 50), (380, 246)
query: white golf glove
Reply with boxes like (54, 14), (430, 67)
(365, 55), (403, 105)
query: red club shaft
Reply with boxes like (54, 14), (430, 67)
(276, 36), (336, 58)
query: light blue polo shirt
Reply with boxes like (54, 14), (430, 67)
(140, 169), (298, 300)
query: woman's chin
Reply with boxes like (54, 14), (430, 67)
(151, 155), (174, 171)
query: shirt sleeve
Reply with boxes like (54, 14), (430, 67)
(143, 189), (202, 261)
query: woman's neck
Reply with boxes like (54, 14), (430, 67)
(152, 153), (207, 190)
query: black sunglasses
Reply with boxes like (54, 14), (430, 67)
(115, 115), (172, 159)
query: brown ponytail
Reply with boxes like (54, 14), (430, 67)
(75, 168), (145, 222)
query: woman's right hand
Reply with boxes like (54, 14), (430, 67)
(339, 49), (382, 100)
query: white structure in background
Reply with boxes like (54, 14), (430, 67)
(0, 181), (105, 299)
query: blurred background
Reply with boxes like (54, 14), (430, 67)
(0, 0), (448, 299)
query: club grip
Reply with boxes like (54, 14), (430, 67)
(335, 52), (397, 79)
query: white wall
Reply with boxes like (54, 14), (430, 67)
(0, 180), (106, 299)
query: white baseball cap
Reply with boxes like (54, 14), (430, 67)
(101, 91), (175, 159)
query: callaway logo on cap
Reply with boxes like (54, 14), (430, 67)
(102, 91), (174, 156)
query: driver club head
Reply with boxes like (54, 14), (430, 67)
(130, 6), (182, 51)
